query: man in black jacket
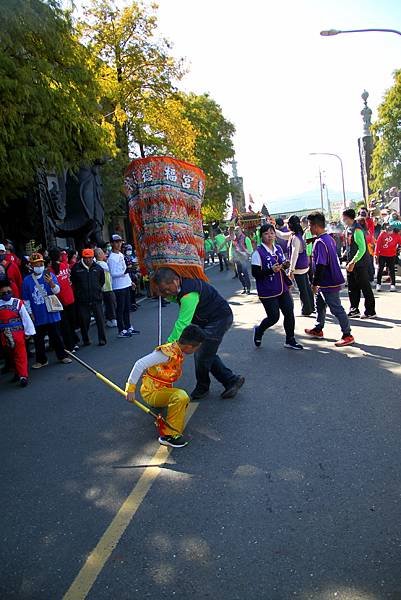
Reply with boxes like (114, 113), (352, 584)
(153, 268), (244, 400)
(70, 248), (107, 346)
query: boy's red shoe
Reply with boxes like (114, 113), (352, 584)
(304, 328), (324, 338)
(334, 335), (355, 347)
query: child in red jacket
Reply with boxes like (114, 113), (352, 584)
(375, 226), (401, 291)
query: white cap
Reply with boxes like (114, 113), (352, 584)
(0, 244), (6, 251)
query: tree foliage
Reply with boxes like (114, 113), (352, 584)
(181, 92), (235, 220)
(0, 0), (236, 221)
(371, 69), (401, 191)
(0, 0), (115, 205)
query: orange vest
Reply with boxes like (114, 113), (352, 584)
(145, 342), (184, 386)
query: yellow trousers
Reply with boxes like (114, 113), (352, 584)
(140, 376), (190, 436)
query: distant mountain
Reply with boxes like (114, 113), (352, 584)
(264, 189), (362, 215)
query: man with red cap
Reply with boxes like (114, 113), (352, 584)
(70, 248), (107, 346)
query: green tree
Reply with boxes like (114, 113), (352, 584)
(0, 0), (115, 205)
(80, 0), (186, 217)
(181, 92), (235, 220)
(371, 69), (401, 191)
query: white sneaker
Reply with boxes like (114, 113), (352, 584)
(376, 284), (381, 291)
(106, 320), (114, 327)
(390, 285), (396, 292)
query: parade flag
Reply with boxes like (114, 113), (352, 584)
(124, 156), (207, 281)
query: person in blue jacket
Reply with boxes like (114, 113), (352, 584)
(22, 252), (71, 368)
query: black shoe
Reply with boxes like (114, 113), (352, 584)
(246, 289), (251, 295)
(19, 377), (28, 387)
(190, 388), (209, 400)
(158, 435), (189, 448)
(284, 339), (304, 350)
(221, 376), (245, 399)
(348, 308), (360, 318)
(10, 373), (19, 383)
(253, 326), (262, 348)
(232, 274), (238, 279)
(241, 288), (247, 294)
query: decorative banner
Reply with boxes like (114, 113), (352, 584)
(125, 156), (206, 280)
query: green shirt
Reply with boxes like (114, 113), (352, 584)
(352, 228), (367, 263)
(245, 236), (253, 253)
(204, 239), (214, 252)
(167, 292), (200, 342)
(304, 228), (313, 257)
(214, 233), (228, 252)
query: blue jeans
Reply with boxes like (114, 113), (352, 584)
(193, 312), (237, 392)
(234, 260), (251, 291)
(294, 272), (314, 315)
(315, 290), (351, 336)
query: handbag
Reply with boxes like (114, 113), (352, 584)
(32, 274), (63, 313)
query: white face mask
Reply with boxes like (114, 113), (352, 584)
(34, 266), (45, 276)
(126, 250), (132, 256)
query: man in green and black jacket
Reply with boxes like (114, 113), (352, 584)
(153, 268), (244, 401)
(342, 209), (376, 319)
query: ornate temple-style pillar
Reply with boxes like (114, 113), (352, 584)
(358, 90), (374, 205)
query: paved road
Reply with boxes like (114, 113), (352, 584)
(1, 268), (401, 600)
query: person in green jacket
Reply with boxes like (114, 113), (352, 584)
(214, 228), (229, 271)
(342, 209), (376, 319)
(204, 233), (215, 265)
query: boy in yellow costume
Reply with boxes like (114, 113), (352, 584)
(125, 325), (206, 447)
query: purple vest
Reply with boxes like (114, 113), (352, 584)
(287, 233), (309, 270)
(312, 233), (345, 291)
(255, 244), (290, 298)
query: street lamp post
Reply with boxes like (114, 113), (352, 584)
(321, 28), (401, 38)
(310, 152), (347, 209)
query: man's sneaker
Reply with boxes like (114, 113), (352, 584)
(246, 289), (251, 295)
(74, 344), (80, 351)
(360, 313), (377, 320)
(118, 330), (132, 338)
(241, 288), (247, 294)
(19, 377), (28, 388)
(284, 339), (304, 350)
(253, 326), (262, 348)
(221, 375), (245, 399)
(190, 388), (209, 400)
(334, 335), (355, 347)
(158, 435), (189, 448)
(32, 361), (49, 369)
(59, 358), (72, 364)
(304, 328), (324, 338)
(348, 308), (360, 318)
(127, 327), (140, 335)
(376, 284), (382, 291)
(390, 285), (397, 292)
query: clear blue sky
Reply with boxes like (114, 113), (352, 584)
(155, 0), (401, 209)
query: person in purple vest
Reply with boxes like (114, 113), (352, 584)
(286, 215), (315, 316)
(304, 212), (355, 347)
(251, 224), (303, 350)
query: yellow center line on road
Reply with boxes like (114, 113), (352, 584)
(63, 402), (199, 600)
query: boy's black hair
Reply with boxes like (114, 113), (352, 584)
(307, 211), (326, 228)
(178, 324), (206, 346)
(275, 217), (284, 227)
(342, 208), (356, 220)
